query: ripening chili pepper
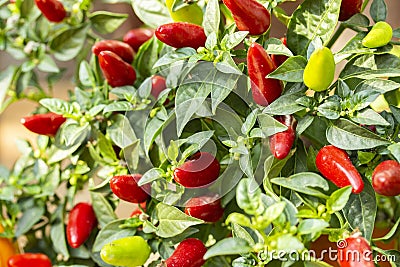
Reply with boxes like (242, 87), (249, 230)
(339, 0), (362, 21)
(0, 225), (16, 267)
(66, 203), (97, 249)
(316, 145), (364, 194)
(92, 40), (134, 64)
(372, 160), (400, 196)
(337, 233), (374, 267)
(130, 202), (146, 217)
(151, 75), (167, 99)
(123, 28), (154, 52)
(269, 115), (297, 160)
(221, 0), (270, 35)
(173, 152), (220, 188)
(165, 0), (203, 25)
(362, 21), (393, 48)
(155, 22), (207, 49)
(247, 42), (282, 106)
(271, 37), (288, 67)
(110, 174), (151, 203)
(165, 238), (207, 267)
(21, 112), (66, 137)
(100, 236), (151, 267)
(98, 51), (136, 87)
(185, 194), (224, 222)
(34, 0), (66, 23)
(303, 47), (335, 92)
(7, 253), (52, 267)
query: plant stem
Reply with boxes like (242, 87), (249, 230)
(326, 24), (345, 49)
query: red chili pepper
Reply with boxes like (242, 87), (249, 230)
(92, 40), (134, 64)
(21, 112), (66, 136)
(247, 42), (282, 106)
(66, 203), (97, 249)
(123, 28), (154, 52)
(151, 75), (167, 99)
(221, 0), (270, 35)
(316, 145), (364, 194)
(110, 174), (151, 203)
(7, 253), (52, 267)
(98, 51), (136, 87)
(173, 152), (220, 188)
(34, 0), (66, 23)
(155, 22), (207, 49)
(339, 0), (362, 21)
(372, 160), (400, 196)
(271, 37), (288, 67)
(269, 115), (297, 160)
(130, 202), (147, 217)
(337, 233), (374, 267)
(185, 194), (224, 222)
(165, 238), (207, 267)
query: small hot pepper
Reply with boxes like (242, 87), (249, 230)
(185, 194), (224, 222)
(164, 238), (207, 267)
(110, 174), (151, 203)
(155, 22), (207, 49)
(247, 42), (282, 106)
(269, 115), (297, 160)
(372, 160), (400, 196)
(92, 40), (134, 64)
(316, 145), (364, 194)
(123, 28), (154, 52)
(271, 37), (288, 67)
(66, 203), (97, 249)
(337, 233), (375, 267)
(21, 112), (66, 136)
(339, 0), (362, 21)
(98, 51), (136, 87)
(7, 253), (52, 267)
(34, 0), (66, 23)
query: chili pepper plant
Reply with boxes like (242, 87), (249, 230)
(0, 0), (400, 266)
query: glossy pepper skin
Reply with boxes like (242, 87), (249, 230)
(222, 0), (270, 35)
(247, 42), (282, 106)
(66, 203), (97, 249)
(165, 0), (203, 25)
(339, 0), (362, 21)
(372, 160), (400, 196)
(337, 233), (374, 267)
(151, 75), (167, 99)
(110, 174), (151, 203)
(165, 238), (207, 267)
(123, 28), (154, 52)
(269, 115), (297, 160)
(271, 38), (288, 67)
(98, 51), (136, 87)
(7, 253), (52, 267)
(362, 21), (393, 48)
(185, 194), (224, 223)
(173, 152), (220, 188)
(316, 145), (364, 194)
(92, 40), (134, 64)
(303, 47), (335, 92)
(155, 22), (207, 49)
(21, 112), (66, 136)
(35, 0), (66, 23)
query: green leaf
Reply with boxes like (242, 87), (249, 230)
(297, 219), (329, 235)
(264, 201), (286, 223)
(49, 24), (90, 61)
(370, 0), (387, 23)
(236, 178), (263, 215)
(326, 186), (352, 214)
(343, 180), (376, 241)
(50, 204), (69, 258)
(90, 192), (117, 228)
(264, 38), (293, 57)
(103, 101), (133, 113)
(388, 143), (400, 162)
(15, 202), (45, 237)
(326, 118), (390, 150)
(355, 79), (400, 94)
(89, 11), (128, 34)
(39, 98), (74, 115)
(153, 48), (196, 68)
(107, 114), (138, 149)
(267, 56), (307, 82)
(167, 140), (179, 161)
(38, 55), (59, 73)
(351, 109), (390, 126)
(0, 66), (16, 113)
(155, 202), (203, 238)
(242, 109), (258, 135)
(226, 213), (252, 228)
(92, 219), (136, 252)
(203, 0), (220, 37)
(134, 37), (163, 78)
(271, 172), (329, 199)
(231, 223), (255, 246)
(221, 31), (248, 51)
(203, 238), (252, 259)
(131, 0), (172, 28)
(79, 60), (95, 87)
(287, 0), (341, 55)
(263, 93), (305, 115)
(317, 100), (341, 120)
(373, 217), (400, 242)
(296, 115), (314, 135)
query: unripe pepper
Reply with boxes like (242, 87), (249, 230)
(303, 47), (335, 92)
(21, 112), (66, 137)
(98, 51), (136, 87)
(155, 22), (207, 49)
(173, 152), (220, 188)
(221, 0), (270, 35)
(151, 75), (167, 99)
(339, 0), (362, 21)
(164, 238), (207, 267)
(165, 0), (203, 26)
(7, 253), (52, 267)
(34, 0), (66, 23)
(66, 203), (97, 248)
(123, 28), (154, 52)
(110, 174), (151, 203)
(372, 160), (400, 196)
(269, 115), (297, 160)
(271, 37), (288, 67)
(100, 236), (151, 267)
(92, 40), (134, 64)
(316, 145), (364, 194)
(247, 42), (282, 106)
(337, 233), (374, 267)
(362, 21), (393, 48)
(185, 194), (224, 223)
